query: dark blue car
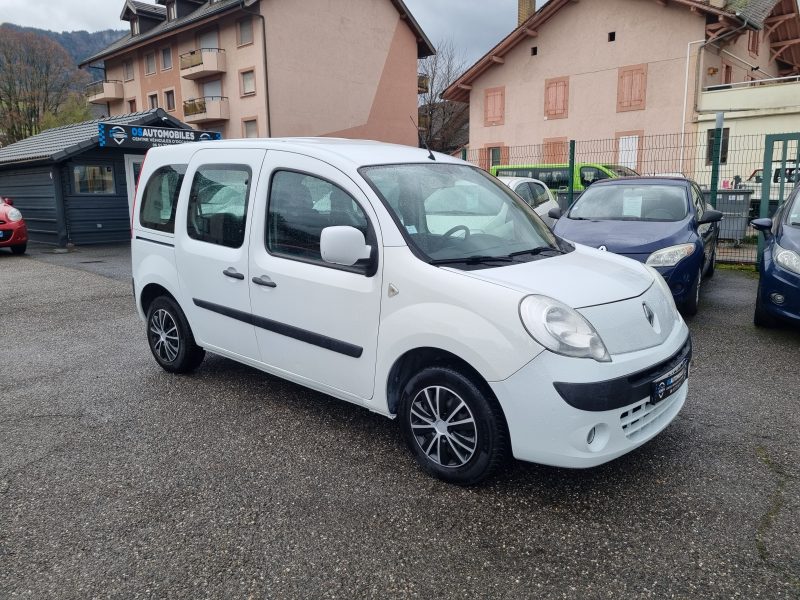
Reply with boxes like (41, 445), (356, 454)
(551, 177), (722, 315)
(752, 187), (800, 327)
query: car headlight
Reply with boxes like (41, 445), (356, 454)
(6, 207), (22, 222)
(645, 244), (695, 267)
(645, 265), (682, 318)
(775, 243), (800, 275)
(519, 295), (611, 362)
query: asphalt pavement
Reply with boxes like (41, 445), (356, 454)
(1, 244), (798, 599)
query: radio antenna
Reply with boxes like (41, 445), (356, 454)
(410, 115), (436, 161)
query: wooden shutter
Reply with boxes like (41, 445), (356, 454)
(543, 137), (568, 163)
(484, 87), (505, 126)
(617, 65), (647, 112)
(544, 77), (569, 119)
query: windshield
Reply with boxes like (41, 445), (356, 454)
(605, 165), (639, 177)
(569, 184), (688, 221)
(787, 192), (800, 227)
(360, 163), (561, 266)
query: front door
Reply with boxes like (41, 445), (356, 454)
(124, 154), (144, 219)
(174, 148), (266, 361)
(248, 151), (383, 401)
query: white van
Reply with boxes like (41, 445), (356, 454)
(132, 138), (690, 485)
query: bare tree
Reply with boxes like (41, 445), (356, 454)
(0, 28), (82, 145)
(418, 39), (469, 154)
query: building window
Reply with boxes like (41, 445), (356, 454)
(608, 32), (616, 42)
(131, 17), (140, 36)
(128, 99), (137, 112)
(161, 47), (172, 70)
(484, 86), (505, 126)
(723, 63), (733, 84)
(145, 52), (156, 75)
(148, 93), (158, 109)
(706, 128), (730, 165)
(241, 69), (256, 96)
(544, 77), (569, 119)
(617, 64), (647, 112)
(531, 46), (538, 56)
(123, 59), (135, 81)
(73, 165), (115, 195)
(166, 0), (177, 21)
(243, 119), (258, 138)
(748, 30), (759, 57)
(489, 146), (502, 166)
(238, 17), (254, 46)
(164, 89), (176, 111)
(140, 165), (186, 232)
(187, 166), (251, 248)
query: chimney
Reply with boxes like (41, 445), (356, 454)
(518, 0), (536, 25)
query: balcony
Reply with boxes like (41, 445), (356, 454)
(418, 73), (430, 94)
(85, 80), (124, 104)
(179, 48), (226, 80)
(183, 96), (230, 124)
(698, 75), (800, 114)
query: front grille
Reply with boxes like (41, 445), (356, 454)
(620, 394), (680, 441)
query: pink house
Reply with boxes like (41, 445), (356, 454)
(81, 0), (434, 145)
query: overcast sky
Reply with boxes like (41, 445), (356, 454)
(0, 0), (523, 66)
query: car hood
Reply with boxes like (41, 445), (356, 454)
(777, 224), (800, 253)
(451, 244), (654, 308)
(553, 218), (692, 255)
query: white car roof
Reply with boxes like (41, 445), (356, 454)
(497, 176), (549, 188)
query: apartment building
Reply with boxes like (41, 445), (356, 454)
(443, 0), (800, 172)
(81, 0), (434, 145)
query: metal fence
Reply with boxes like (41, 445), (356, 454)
(464, 131), (799, 264)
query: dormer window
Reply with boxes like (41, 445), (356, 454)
(131, 17), (140, 35)
(166, 1), (177, 21)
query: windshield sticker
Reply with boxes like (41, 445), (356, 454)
(406, 225), (418, 234)
(622, 193), (643, 218)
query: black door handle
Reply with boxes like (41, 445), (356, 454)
(252, 275), (277, 288)
(223, 267), (245, 280)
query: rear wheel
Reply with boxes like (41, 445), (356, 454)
(146, 296), (205, 373)
(399, 366), (508, 486)
(753, 287), (779, 328)
(681, 268), (702, 316)
(10, 243), (26, 255)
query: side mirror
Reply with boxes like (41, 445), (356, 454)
(751, 217), (773, 232)
(320, 226), (372, 267)
(697, 209), (723, 225)
(548, 207), (563, 220)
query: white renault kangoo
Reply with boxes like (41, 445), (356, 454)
(132, 139), (691, 485)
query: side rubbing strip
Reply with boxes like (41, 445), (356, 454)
(193, 298), (363, 358)
(135, 236), (175, 248)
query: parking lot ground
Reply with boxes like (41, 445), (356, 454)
(1, 248), (798, 599)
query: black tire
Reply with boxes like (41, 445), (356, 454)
(706, 247), (716, 278)
(10, 243), (26, 255)
(399, 366), (509, 486)
(681, 268), (701, 317)
(753, 287), (779, 328)
(146, 296), (205, 373)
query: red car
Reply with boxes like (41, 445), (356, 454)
(0, 197), (28, 254)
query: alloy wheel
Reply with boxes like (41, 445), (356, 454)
(149, 308), (180, 363)
(409, 385), (477, 468)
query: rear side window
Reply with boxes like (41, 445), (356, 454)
(530, 182), (552, 208)
(186, 165), (251, 248)
(266, 170), (370, 268)
(139, 165), (186, 233)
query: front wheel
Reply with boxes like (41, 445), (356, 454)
(753, 287), (779, 328)
(10, 243), (26, 255)
(399, 366), (508, 485)
(146, 296), (205, 373)
(706, 247), (716, 278)
(681, 268), (702, 316)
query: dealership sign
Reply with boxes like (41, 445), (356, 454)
(98, 123), (222, 149)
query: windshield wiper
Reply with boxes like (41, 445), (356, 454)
(508, 246), (563, 258)
(790, 222), (800, 227)
(430, 255), (514, 266)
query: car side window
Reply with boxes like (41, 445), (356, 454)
(266, 170), (371, 269)
(515, 183), (534, 205)
(580, 167), (601, 188)
(186, 164), (251, 248)
(691, 185), (705, 219)
(139, 165), (186, 233)
(530, 182), (551, 208)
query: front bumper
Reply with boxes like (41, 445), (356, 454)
(490, 321), (690, 468)
(759, 257), (800, 323)
(0, 222), (27, 247)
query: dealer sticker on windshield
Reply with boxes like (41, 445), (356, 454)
(651, 359), (688, 404)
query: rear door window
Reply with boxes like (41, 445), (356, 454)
(186, 165), (251, 248)
(139, 165), (186, 233)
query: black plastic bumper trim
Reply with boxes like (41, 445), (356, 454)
(192, 298), (363, 358)
(553, 336), (692, 412)
(135, 236), (174, 248)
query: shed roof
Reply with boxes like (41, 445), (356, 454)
(81, 0), (434, 65)
(0, 109), (190, 168)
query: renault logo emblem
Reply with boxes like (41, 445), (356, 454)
(598, 245), (607, 251)
(643, 302), (655, 327)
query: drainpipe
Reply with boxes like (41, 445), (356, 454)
(240, 0), (272, 136)
(680, 16), (751, 172)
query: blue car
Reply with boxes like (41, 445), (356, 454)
(752, 187), (800, 327)
(550, 177), (722, 315)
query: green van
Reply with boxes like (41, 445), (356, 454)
(490, 163), (638, 193)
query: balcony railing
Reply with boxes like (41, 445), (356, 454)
(85, 80), (124, 103)
(699, 74), (800, 113)
(418, 73), (430, 94)
(183, 96), (229, 123)
(180, 47), (225, 70)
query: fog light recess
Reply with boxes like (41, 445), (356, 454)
(586, 423), (610, 452)
(770, 293), (785, 305)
